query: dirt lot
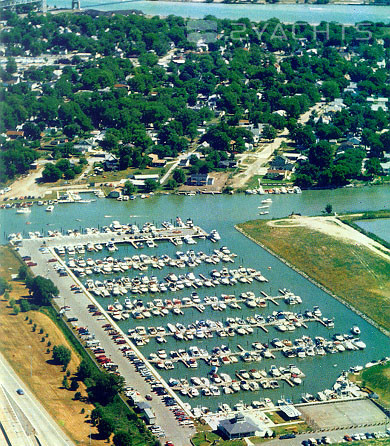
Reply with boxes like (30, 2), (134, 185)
(0, 247), (103, 445)
(299, 400), (386, 430)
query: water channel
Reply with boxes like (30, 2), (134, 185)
(2, 186), (390, 412)
(49, 0), (390, 25)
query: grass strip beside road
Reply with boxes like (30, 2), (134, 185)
(236, 218), (390, 334)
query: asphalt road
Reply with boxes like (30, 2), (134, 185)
(0, 351), (74, 446)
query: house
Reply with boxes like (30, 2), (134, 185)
(148, 154), (167, 167)
(367, 97), (388, 112)
(269, 155), (294, 171)
(107, 188), (122, 199)
(6, 130), (24, 139)
(279, 405), (302, 421)
(74, 140), (93, 153)
(187, 173), (214, 186)
(218, 413), (258, 440)
(104, 153), (119, 171)
(218, 160), (237, 169)
(380, 156), (390, 175)
(113, 83), (129, 91)
(347, 136), (361, 146)
(344, 82), (358, 94)
(179, 158), (191, 168)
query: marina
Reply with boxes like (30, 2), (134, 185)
(2, 186), (390, 438)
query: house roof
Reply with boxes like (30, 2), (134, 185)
(279, 405), (301, 418)
(6, 130), (24, 136)
(219, 414), (258, 435)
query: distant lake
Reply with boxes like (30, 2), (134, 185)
(356, 218), (390, 244)
(49, 1), (390, 25)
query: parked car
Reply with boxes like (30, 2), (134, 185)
(280, 433), (296, 439)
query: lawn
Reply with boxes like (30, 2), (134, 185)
(350, 362), (390, 409)
(236, 218), (390, 333)
(192, 429), (245, 446)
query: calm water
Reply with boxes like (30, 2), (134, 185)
(2, 186), (390, 411)
(356, 218), (390, 244)
(49, 0), (390, 25)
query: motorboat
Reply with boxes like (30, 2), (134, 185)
(351, 326), (361, 335)
(16, 207), (31, 214)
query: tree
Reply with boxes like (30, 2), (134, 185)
(77, 359), (95, 381)
(0, 277), (12, 295)
(123, 180), (136, 196)
(322, 81), (340, 101)
(97, 416), (115, 440)
(91, 406), (104, 426)
(20, 299), (31, 312)
(63, 124), (80, 139)
(325, 203), (333, 214)
(291, 124), (316, 148)
(62, 375), (69, 389)
(18, 265), (30, 281)
(42, 163), (62, 182)
(144, 178), (158, 193)
(309, 141), (334, 169)
(262, 124), (277, 140)
(88, 373), (124, 405)
(70, 379), (79, 391)
(114, 431), (134, 446)
(172, 169), (186, 184)
(166, 179), (177, 190)
(6, 57), (17, 74)
(52, 345), (71, 368)
(27, 276), (58, 306)
(365, 158), (382, 176)
(23, 122), (41, 140)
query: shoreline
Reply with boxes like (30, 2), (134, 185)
(234, 224), (390, 339)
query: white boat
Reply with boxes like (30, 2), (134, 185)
(351, 326), (361, 335)
(209, 229), (221, 241)
(16, 207), (31, 214)
(46, 205), (54, 212)
(353, 339), (366, 349)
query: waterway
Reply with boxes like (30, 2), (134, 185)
(2, 186), (390, 412)
(49, 0), (390, 25)
(356, 218), (390, 244)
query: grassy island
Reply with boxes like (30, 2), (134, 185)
(236, 213), (390, 334)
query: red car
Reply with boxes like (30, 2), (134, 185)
(26, 261), (37, 267)
(344, 435), (352, 442)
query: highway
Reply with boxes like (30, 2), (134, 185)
(0, 351), (74, 446)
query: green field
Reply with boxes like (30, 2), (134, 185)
(236, 217), (390, 333)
